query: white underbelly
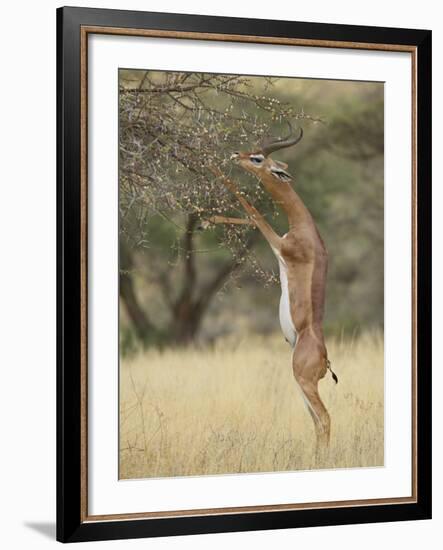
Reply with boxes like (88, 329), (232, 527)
(278, 261), (297, 347)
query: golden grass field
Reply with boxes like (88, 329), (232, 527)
(119, 331), (384, 479)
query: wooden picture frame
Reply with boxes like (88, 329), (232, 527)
(57, 6), (431, 543)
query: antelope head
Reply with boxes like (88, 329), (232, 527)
(230, 123), (303, 188)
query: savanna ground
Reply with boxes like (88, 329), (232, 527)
(119, 330), (383, 479)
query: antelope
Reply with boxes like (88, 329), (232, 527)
(206, 124), (338, 457)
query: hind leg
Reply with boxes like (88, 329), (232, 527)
(292, 336), (330, 459)
(298, 378), (330, 461)
(298, 390), (330, 464)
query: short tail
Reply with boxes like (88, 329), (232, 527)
(326, 359), (338, 384)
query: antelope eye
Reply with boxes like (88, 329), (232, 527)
(250, 155), (264, 164)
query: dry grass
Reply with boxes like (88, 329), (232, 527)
(119, 331), (383, 479)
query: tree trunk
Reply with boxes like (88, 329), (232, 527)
(170, 214), (202, 344)
(170, 229), (260, 346)
(119, 242), (153, 341)
(120, 225), (258, 347)
(171, 301), (204, 345)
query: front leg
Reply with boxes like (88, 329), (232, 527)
(209, 166), (283, 250)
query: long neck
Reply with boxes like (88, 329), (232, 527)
(260, 176), (312, 230)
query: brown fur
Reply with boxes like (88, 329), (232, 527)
(210, 150), (332, 456)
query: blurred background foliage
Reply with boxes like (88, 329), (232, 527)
(119, 70), (383, 354)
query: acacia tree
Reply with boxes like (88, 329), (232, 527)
(119, 70), (312, 346)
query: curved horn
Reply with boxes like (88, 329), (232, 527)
(260, 122), (303, 156)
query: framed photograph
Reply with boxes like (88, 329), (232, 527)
(57, 6), (432, 543)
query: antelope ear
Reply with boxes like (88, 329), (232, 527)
(275, 160), (288, 170)
(270, 166), (292, 182)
